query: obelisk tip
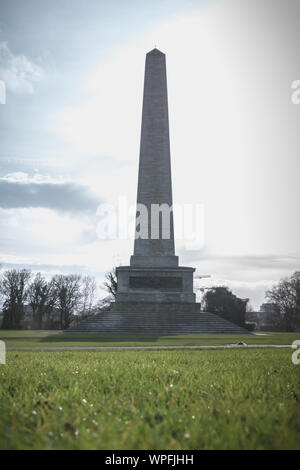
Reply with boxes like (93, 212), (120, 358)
(147, 47), (165, 56)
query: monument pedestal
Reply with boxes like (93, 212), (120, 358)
(115, 266), (196, 304)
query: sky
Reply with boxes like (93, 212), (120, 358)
(0, 0), (299, 308)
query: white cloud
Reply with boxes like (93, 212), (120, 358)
(0, 206), (95, 258)
(0, 172), (101, 213)
(0, 42), (44, 94)
(1, 172), (62, 184)
(0, 204), (129, 276)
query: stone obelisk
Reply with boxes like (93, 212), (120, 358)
(67, 48), (250, 334)
(115, 48), (195, 306)
(131, 48), (178, 268)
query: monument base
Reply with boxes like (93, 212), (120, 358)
(115, 266), (195, 304)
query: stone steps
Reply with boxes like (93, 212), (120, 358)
(67, 310), (250, 335)
(111, 301), (200, 313)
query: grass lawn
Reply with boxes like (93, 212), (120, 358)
(0, 348), (299, 449)
(0, 330), (299, 348)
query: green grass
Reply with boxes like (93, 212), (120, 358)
(0, 330), (299, 348)
(0, 349), (299, 449)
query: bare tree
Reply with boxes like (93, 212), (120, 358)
(103, 268), (117, 299)
(80, 276), (97, 316)
(1, 269), (31, 329)
(52, 274), (82, 329)
(27, 273), (56, 329)
(266, 271), (300, 331)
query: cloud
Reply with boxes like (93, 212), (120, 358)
(0, 173), (101, 213)
(176, 246), (300, 307)
(180, 248), (300, 270)
(0, 206), (125, 280)
(179, 247), (300, 279)
(0, 42), (44, 94)
(0, 261), (105, 278)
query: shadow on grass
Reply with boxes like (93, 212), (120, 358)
(40, 333), (251, 345)
(41, 333), (165, 343)
(1, 336), (49, 344)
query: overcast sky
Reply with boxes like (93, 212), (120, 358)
(0, 0), (299, 308)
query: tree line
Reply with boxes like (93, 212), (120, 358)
(0, 269), (99, 330)
(200, 271), (300, 332)
(1, 268), (299, 332)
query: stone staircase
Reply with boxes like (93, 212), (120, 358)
(67, 307), (250, 335)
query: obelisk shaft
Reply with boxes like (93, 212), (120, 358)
(131, 48), (178, 268)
